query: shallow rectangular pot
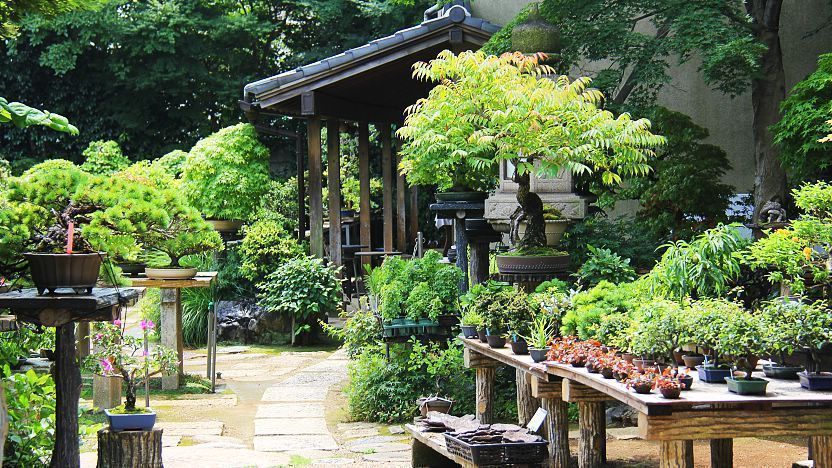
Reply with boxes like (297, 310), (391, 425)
(725, 377), (768, 395)
(105, 409), (157, 432)
(799, 371), (832, 391)
(762, 364), (804, 380)
(696, 365), (732, 383)
(460, 326), (478, 339)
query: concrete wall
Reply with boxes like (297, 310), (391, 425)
(470, 0), (832, 193)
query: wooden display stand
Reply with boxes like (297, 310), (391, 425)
(127, 272), (217, 390)
(96, 428), (163, 468)
(0, 288), (138, 468)
(461, 337), (832, 468)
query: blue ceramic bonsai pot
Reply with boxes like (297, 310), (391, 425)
(105, 409), (157, 432)
(696, 365), (732, 383)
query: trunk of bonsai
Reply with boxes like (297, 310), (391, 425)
(512, 170), (546, 250)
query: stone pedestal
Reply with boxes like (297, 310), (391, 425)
(93, 375), (122, 411)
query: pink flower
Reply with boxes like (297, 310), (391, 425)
(140, 319), (155, 331)
(100, 359), (114, 373)
(113, 319), (122, 327)
(95, 333), (103, 341)
(142, 349), (149, 357)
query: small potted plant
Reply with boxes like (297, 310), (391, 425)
(460, 310), (484, 339)
(719, 309), (769, 395)
(627, 372), (656, 395)
(674, 367), (694, 390)
(656, 369), (682, 399)
(776, 300), (832, 391)
(524, 315), (554, 363)
(689, 299), (735, 383)
(90, 319), (178, 431)
(760, 299), (807, 379)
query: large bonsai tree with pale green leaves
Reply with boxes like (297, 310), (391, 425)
(397, 51), (664, 253)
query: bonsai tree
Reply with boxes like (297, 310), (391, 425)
(688, 298), (746, 368)
(460, 310), (485, 329)
(781, 300), (832, 374)
(89, 319), (178, 413)
(398, 51), (663, 252)
(181, 123), (271, 222)
(628, 299), (686, 363)
(715, 308), (766, 380)
(80, 140), (130, 175)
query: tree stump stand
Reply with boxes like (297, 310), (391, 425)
(96, 428), (163, 468)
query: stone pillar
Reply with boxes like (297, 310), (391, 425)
(160, 288), (181, 390)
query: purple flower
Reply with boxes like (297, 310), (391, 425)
(140, 319), (155, 331)
(113, 319), (122, 327)
(95, 333), (103, 341)
(100, 359), (114, 373)
(142, 349), (149, 357)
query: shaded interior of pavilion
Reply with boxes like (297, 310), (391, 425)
(240, 3), (500, 278)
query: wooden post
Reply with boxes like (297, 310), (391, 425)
(469, 241), (489, 286)
(160, 288), (181, 390)
(326, 119), (342, 267)
(396, 148), (407, 253)
(659, 440), (694, 468)
(811, 436), (832, 468)
(533, 377), (570, 468)
(454, 218), (469, 292)
(380, 123), (394, 252)
(97, 428), (163, 468)
(52, 323), (81, 468)
(308, 117), (324, 258)
(710, 439), (733, 467)
(515, 368), (539, 426)
(475, 367), (495, 424)
(578, 401), (606, 468)
(75, 322), (90, 360)
(358, 122), (372, 264)
(296, 135), (306, 242)
(409, 185), (419, 252)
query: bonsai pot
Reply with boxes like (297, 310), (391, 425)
(206, 219), (244, 233)
(476, 329), (487, 343)
(682, 354), (706, 369)
(660, 387), (681, 399)
(340, 209), (356, 218)
(633, 359), (655, 372)
(678, 375), (693, 390)
(417, 397), (453, 417)
(600, 367), (615, 379)
(798, 372), (832, 391)
(697, 365), (732, 383)
(586, 362), (599, 373)
(510, 338), (529, 355)
(145, 267), (198, 280)
(631, 382), (653, 394)
(496, 254), (570, 274)
(621, 353), (635, 363)
(117, 262), (147, 277)
(672, 350), (685, 366)
(529, 348), (548, 363)
(725, 377), (769, 395)
(518, 219), (569, 246)
(105, 409), (157, 432)
(461, 325), (479, 339)
(435, 191), (488, 203)
(25, 252), (102, 295)
(762, 363), (804, 380)
(486, 335), (506, 349)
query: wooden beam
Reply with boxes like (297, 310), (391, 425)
(308, 118), (324, 258)
(464, 348), (499, 369)
(380, 123), (394, 252)
(476, 367), (495, 424)
(710, 439), (732, 468)
(811, 436), (832, 468)
(659, 440), (693, 468)
(531, 377), (563, 400)
(396, 142), (407, 253)
(562, 379), (614, 403)
(638, 408), (832, 440)
(300, 91), (405, 123)
(327, 119), (342, 267)
(516, 369), (540, 426)
(296, 135), (306, 242)
(358, 122), (372, 264)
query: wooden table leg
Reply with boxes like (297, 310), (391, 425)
(516, 368), (540, 426)
(710, 438), (733, 467)
(810, 436), (832, 468)
(660, 440), (694, 468)
(578, 401), (606, 468)
(542, 397), (571, 468)
(52, 322), (81, 468)
(476, 367), (495, 424)
(160, 287), (182, 390)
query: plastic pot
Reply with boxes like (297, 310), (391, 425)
(460, 325), (479, 339)
(529, 348), (548, 363)
(476, 329), (488, 343)
(799, 371), (832, 391)
(510, 339), (529, 355)
(660, 387), (681, 399)
(678, 375), (693, 391)
(725, 377), (769, 395)
(486, 335), (506, 349)
(762, 363), (804, 380)
(697, 365), (732, 383)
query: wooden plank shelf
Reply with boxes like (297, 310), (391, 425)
(125, 271), (217, 289)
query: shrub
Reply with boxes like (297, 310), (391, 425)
(80, 140), (130, 175)
(0, 323), (54, 366)
(238, 219), (305, 282)
(181, 123), (271, 222)
(322, 305), (381, 358)
(152, 149), (188, 178)
(3, 368), (56, 466)
(258, 256), (342, 339)
(561, 281), (642, 340)
(576, 245), (636, 287)
(257, 178), (300, 230)
(562, 214), (661, 271)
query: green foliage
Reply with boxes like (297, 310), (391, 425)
(0, 97), (78, 134)
(238, 219), (305, 282)
(487, 289), (533, 335)
(745, 182), (832, 295)
(182, 287), (213, 347)
(576, 245), (636, 287)
(561, 281), (641, 340)
(80, 140), (129, 175)
(368, 251), (463, 321)
(181, 123), (271, 222)
(0, 323), (54, 367)
(322, 305), (381, 359)
(258, 256), (342, 333)
(646, 224), (748, 300)
(760, 299), (832, 368)
(522, 314), (555, 349)
(460, 309), (485, 328)
(397, 51), (663, 192)
(153, 150), (188, 178)
(257, 178), (300, 230)
(714, 305), (766, 378)
(137, 288), (161, 341)
(628, 299), (687, 360)
(3, 368), (56, 466)
(686, 298), (747, 366)
(773, 53), (832, 181)
(562, 214), (661, 271)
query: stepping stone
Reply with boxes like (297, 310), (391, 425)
(336, 422), (376, 432)
(312, 458), (355, 465)
(607, 427), (641, 440)
(190, 434), (247, 448)
(155, 420), (224, 436)
(348, 436), (402, 446)
(388, 425), (404, 435)
(262, 386), (329, 402)
(362, 451), (410, 462)
(256, 403), (325, 418)
(162, 435), (181, 447)
(341, 428), (379, 439)
(255, 418), (329, 436)
(282, 373), (346, 386)
(348, 442), (410, 454)
(254, 434), (339, 452)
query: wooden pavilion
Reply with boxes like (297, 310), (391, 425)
(239, 2), (499, 266)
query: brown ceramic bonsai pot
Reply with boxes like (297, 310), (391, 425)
(496, 254), (569, 274)
(117, 262), (147, 277)
(660, 387), (681, 399)
(144, 267), (198, 280)
(25, 252), (102, 295)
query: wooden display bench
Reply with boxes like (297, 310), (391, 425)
(461, 337), (832, 468)
(127, 272), (217, 389)
(0, 288), (138, 468)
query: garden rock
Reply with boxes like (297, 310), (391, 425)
(216, 300), (282, 343)
(606, 402), (639, 427)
